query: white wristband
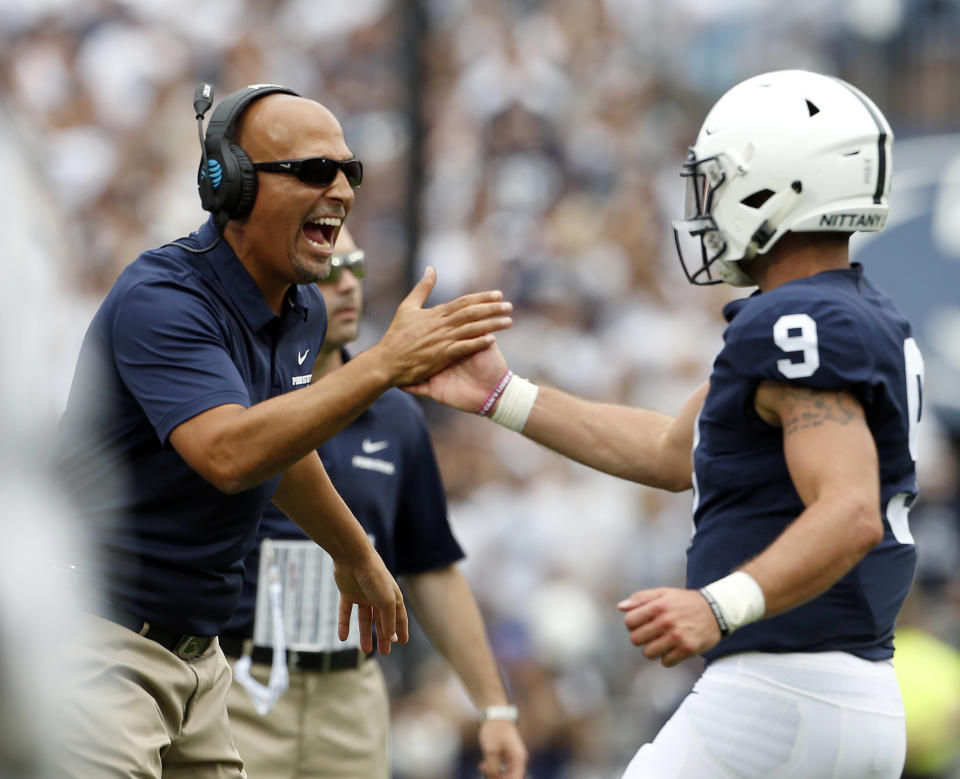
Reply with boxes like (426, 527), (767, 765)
(489, 375), (539, 432)
(700, 571), (766, 636)
(479, 704), (519, 723)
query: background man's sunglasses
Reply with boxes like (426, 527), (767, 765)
(323, 249), (366, 282)
(253, 157), (363, 188)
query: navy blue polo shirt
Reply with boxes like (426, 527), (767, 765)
(225, 359), (463, 637)
(58, 218), (327, 635)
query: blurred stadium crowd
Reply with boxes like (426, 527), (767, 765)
(2, 0), (959, 776)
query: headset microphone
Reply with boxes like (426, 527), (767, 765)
(194, 82), (214, 118)
(192, 82), (228, 236)
(161, 83), (222, 254)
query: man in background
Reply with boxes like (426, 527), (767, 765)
(223, 227), (528, 779)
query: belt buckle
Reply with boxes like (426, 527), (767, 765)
(174, 634), (210, 660)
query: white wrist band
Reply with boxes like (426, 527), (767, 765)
(479, 704), (519, 723)
(699, 571), (766, 636)
(489, 375), (538, 432)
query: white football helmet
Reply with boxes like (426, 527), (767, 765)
(673, 69), (893, 287)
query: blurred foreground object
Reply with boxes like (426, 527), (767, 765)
(0, 102), (96, 775)
(895, 626), (960, 777)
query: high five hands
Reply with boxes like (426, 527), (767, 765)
(378, 268), (513, 389)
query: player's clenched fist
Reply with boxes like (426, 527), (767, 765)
(618, 587), (723, 668)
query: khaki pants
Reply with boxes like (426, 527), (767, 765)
(55, 615), (245, 778)
(226, 656), (389, 779)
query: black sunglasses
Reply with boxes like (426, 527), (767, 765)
(253, 157), (364, 188)
(323, 249), (366, 282)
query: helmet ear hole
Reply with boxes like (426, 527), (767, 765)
(741, 189), (775, 209)
(806, 99), (820, 116)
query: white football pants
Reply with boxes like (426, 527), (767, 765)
(623, 650), (905, 779)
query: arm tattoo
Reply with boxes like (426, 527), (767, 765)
(777, 387), (862, 436)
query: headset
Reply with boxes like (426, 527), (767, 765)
(196, 82), (301, 233)
(164, 83), (300, 254)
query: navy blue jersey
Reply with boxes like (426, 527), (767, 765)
(58, 218), (326, 635)
(689, 265), (920, 663)
(225, 371), (463, 636)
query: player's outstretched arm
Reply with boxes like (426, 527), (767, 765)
(522, 380), (705, 491)
(270, 453), (408, 655)
(403, 565), (528, 779)
(407, 345), (706, 492)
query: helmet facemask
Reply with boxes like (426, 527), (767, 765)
(673, 152), (729, 285)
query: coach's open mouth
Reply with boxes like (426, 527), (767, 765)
(302, 217), (341, 252)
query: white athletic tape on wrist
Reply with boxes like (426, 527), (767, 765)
(488, 375), (538, 432)
(699, 571), (765, 636)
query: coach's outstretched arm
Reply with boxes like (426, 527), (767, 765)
(168, 269), (512, 495)
(405, 343), (704, 493)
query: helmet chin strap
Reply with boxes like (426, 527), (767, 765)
(717, 259), (757, 287)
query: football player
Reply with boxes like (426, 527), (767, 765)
(409, 69), (921, 778)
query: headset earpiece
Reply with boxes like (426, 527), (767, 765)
(198, 134), (230, 218)
(196, 83), (300, 231)
(229, 143), (259, 220)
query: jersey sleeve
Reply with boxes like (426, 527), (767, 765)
(112, 280), (252, 442)
(722, 291), (874, 395)
(391, 396), (464, 576)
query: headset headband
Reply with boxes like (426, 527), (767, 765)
(205, 83), (301, 144)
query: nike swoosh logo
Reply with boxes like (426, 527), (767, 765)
(361, 438), (389, 454)
(298, 349), (310, 366)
